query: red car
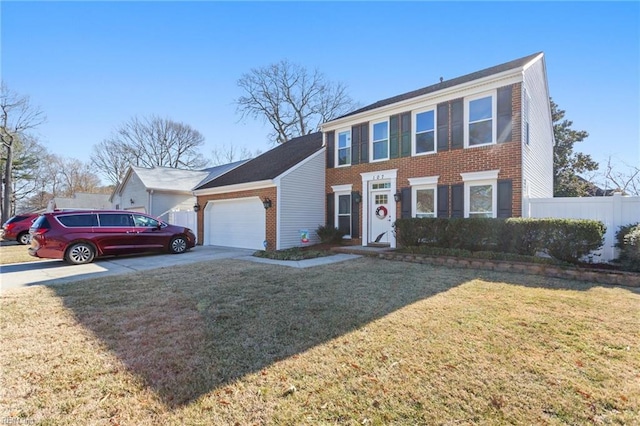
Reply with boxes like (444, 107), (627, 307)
(1, 213), (40, 245)
(29, 210), (196, 265)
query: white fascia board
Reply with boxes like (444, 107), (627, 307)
(193, 180), (275, 196)
(109, 166), (134, 202)
(145, 188), (194, 196)
(322, 69), (523, 132)
(273, 147), (326, 185)
(521, 52), (544, 72)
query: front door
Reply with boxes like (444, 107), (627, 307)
(369, 183), (392, 245)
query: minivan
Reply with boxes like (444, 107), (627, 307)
(29, 210), (196, 264)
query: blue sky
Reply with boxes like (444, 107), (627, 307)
(2, 1), (638, 183)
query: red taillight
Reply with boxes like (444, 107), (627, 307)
(33, 228), (48, 235)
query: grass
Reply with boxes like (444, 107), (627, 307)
(253, 246), (331, 261)
(1, 258), (638, 425)
(0, 241), (38, 264)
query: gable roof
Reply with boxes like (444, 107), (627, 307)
(195, 132), (323, 190)
(131, 166), (210, 192)
(336, 52), (543, 120)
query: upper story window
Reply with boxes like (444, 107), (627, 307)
(466, 92), (496, 147)
(372, 121), (389, 161)
(337, 129), (351, 166)
(414, 109), (436, 155)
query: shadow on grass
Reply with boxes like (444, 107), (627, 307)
(49, 257), (633, 409)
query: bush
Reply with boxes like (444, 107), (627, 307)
(615, 223), (640, 272)
(394, 217), (605, 264)
(315, 225), (346, 244)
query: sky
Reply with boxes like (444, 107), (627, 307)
(1, 1), (638, 185)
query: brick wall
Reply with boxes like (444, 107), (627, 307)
(195, 187), (277, 249)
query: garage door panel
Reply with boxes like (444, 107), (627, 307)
(205, 198), (265, 250)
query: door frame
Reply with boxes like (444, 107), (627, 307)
(360, 169), (398, 248)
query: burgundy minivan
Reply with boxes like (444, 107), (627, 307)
(29, 210), (196, 264)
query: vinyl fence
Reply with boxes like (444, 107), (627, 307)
(527, 193), (640, 262)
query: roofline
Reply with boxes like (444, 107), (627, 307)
(273, 146), (326, 184)
(193, 180), (276, 196)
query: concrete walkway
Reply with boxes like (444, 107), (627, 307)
(0, 245), (361, 291)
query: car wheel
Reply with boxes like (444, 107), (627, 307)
(170, 236), (188, 254)
(17, 232), (31, 245)
(65, 242), (96, 265)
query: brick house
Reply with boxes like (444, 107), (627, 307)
(322, 52), (553, 248)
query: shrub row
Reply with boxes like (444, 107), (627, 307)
(394, 217), (606, 264)
(615, 223), (640, 272)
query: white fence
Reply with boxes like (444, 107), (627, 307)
(168, 210), (198, 242)
(527, 193), (640, 262)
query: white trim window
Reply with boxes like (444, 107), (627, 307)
(372, 120), (389, 161)
(461, 170), (499, 218)
(332, 184), (353, 238)
(337, 129), (351, 166)
(414, 108), (436, 155)
(465, 91), (497, 147)
(409, 176), (439, 218)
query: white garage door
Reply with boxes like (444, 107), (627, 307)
(204, 197), (266, 250)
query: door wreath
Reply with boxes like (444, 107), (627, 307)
(375, 206), (388, 220)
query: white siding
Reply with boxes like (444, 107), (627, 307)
(115, 173), (148, 212)
(522, 58), (554, 208)
(150, 192), (196, 221)
(528, 193), (640, 262)
(277, 149), (326, 250)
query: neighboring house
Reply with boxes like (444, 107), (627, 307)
(110, 161), (246, 221)
(193, 132), (325, 250)
(53, 192), (111, 210)
(321, 51), (554, 248)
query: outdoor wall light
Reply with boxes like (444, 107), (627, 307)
(130, 198), (135, 205)
(262, 198), (272, 209)
(352, 191), (362, 204)
(193, 203), (201, 213)
(393, 191), (402, 202)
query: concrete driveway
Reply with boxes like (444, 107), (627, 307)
(0, 246), (361, 291)
(0, 246), (255, 291)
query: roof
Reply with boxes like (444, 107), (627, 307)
(195, 132), (324, 190)
(54, 192), (111, 210)
(131, 166), (210, 192)
(336, 52), (543, 120)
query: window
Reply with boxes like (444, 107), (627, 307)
(57, 214), (98, 227)
(466, 93), (496, 147)
(415, 188), (435, 218)
(337, 194), (351, 236)
(468, 184), (493, 217)
(415, 109), (435, 154)
(133, 214), (160, 228)
(98, 213), (134, 227)
(337, 129), (351, 166)
(372, 121), (389, 160)
(461, 170), (499, 218)
(372, 182), (391, 190)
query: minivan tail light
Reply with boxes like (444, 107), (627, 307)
(32, 228), (48, 235)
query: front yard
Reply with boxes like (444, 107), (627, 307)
(1, 258), (638, 424)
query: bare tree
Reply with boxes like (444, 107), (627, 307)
(236, 60), (357, 144)
(210, 143), (259, 166)
(0, 83), (46, 222)
(91, 115), (209, 185)
(600, 157), (640, 196)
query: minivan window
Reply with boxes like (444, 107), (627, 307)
(57, 214), (99, 227)
(133, 214), (160, 228)
(98, 213), (134, 227)
(31, 215), (51, 230)
(5, 215), (29, 224)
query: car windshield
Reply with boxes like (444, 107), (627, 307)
(5, 215), (30, 225)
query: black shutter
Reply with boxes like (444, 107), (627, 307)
(401, 187), (411, 219)
(359, 123), (369, 163)
(351, 125), (360, 165)
(497, 179), (513, 218)
(437, 185), (449, 218)
(389, 114), (399, 159)
(451, 99), (464, 150)
(497, 86), (513, 143)
(326, 193), (335, 228)
(437, 102), (449, 152)
(400, 112), (411, 157)
(351, 192), (360, 238)
(451, 184), (464, 218)
(326, 131), (335, 168)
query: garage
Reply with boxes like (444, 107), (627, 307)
(204, 197), (266, 250)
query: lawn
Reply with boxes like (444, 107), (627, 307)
(0, 241), (37, 264)
(1, 258), (638, 425)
